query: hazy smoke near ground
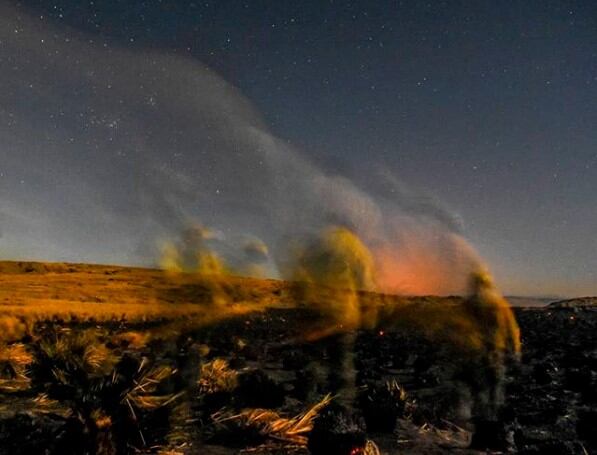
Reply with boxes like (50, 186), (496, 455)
(1, 4), (478, 295)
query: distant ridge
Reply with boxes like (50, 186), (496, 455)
(505, 296), (555, 307)
(548, 297), (597, 309)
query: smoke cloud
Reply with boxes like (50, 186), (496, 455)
(1, 4), (479, 295)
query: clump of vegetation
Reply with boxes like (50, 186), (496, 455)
(113, 331), (151, 349)
(358, 379), (415, 432)
(211, 394), (333, 446)
(198, 358), (239, 394)
(196, 358), (240, 416)
(28, 330), (182, 454)
(0, 342), (33, 392)
(307, 401), (375, 455)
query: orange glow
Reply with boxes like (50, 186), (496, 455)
(373, 231), (480, 296)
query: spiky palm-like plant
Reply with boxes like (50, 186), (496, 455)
(0, 342), (33, 392)
(29, 330), (182, 454)
(211, 394), (332, 446)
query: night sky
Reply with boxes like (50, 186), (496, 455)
(1, 1), (596, 296)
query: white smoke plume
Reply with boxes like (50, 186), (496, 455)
(0, 4), (479, 294)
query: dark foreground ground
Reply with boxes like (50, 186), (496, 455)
(1, 304), (596, 454)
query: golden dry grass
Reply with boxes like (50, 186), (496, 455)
(0, 260), (461, 325)
(0, 342), (33, 391)
(0, 260), (288, 327)
(212, 394), (333, 445)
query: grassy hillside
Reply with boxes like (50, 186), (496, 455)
(0, 260), (290, 322)
(0, 260), (468, 320)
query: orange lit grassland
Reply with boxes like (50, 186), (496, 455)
(0, 260), (518, 362)
(0, 261), (288, 338)
(0, 260), (458, 322)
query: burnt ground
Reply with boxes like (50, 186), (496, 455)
(1, 305), (596, 454)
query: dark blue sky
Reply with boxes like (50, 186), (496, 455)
(4, 0), (597, 295)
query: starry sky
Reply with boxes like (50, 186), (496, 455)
(1, 0), (596, 296)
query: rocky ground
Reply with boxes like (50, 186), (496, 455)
(1, 304), (596, 454)
(506, 307), (597, 454)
